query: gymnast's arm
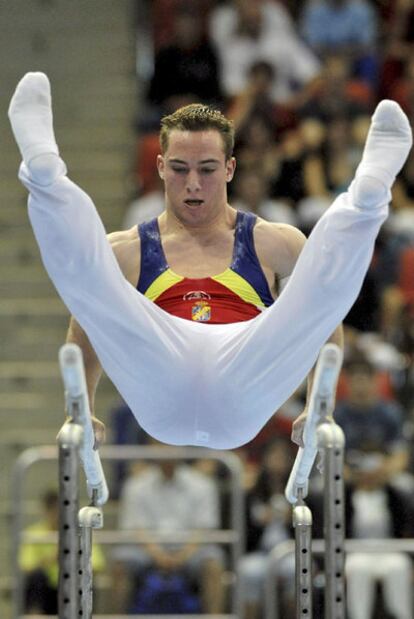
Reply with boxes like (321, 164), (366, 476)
(65, 227), (140, 446)
(255, 220), (344, 446)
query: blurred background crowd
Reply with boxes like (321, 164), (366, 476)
(10, 0), (414, 618)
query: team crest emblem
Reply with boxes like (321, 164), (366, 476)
(183, 291), (211, 301)
(192, 300), (211, 322)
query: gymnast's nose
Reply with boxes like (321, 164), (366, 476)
(186, 169), (201, 193)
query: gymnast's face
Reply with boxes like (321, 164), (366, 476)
(157, 129), (236, 226)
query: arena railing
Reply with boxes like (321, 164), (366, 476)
(11, 346), (245, 619)
(12, 445), (244, 619)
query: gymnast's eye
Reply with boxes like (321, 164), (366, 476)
(200, 168), (216, 174)
(171, 167), (188, 173)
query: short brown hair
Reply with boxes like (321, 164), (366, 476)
(160, 104), (235, 160)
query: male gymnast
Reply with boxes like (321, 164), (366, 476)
(8, 73), (413, 450)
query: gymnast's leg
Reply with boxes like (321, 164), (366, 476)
(7, 72), (193, 438)
(219, 101), (413, 444)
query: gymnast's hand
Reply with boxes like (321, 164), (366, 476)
(291, 409), (307, 447)
(91, 415), (106, 449)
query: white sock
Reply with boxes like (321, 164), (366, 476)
(8, 72), (63, 185)
(350, 100), (413, 208)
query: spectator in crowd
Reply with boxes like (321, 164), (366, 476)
(209, 0), (320, 103)
(345, 456), (414, 619)
(233, 113), (280, 185)
(226, 60), (297, 136)
(378, 0), (414, 102)
(122, 173), (165, 230)
(300, 0), (378, 84)
(270, 128), (316, 204)
(308, 429), (414, 619)
(392, 143), (414, 210)
(391, 302), (414, 411)
(20, 489), (105, 615)
(109, 399), (151, 498)
(299, 54), (372, 122)
(151, 0), (214, 52)
(123, 188), (164, 229)
(231, 167), (296, 225)
(375, 212), (414, 338)
(238, 437), (297, 619)
(112, 449), (225, 614)
(305, 353), (412, 618)
(392, 57), (414, 123)
(147, 3), (222, 113)
(335, 357), (409, 483)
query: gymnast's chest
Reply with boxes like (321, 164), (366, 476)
(162, 235), (234, 279)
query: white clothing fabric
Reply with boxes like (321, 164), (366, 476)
(347, 486), (412, 619)
(209, 1), (320, 102)
(20, 162), (387, 449)
(238, 550), (295, 603)
(351, 489), (392, 539)
(114, 464), (223, 569)
(210, 1), (295, 47)
(346, 553), (413, 619)
(119, 465), (220, 531)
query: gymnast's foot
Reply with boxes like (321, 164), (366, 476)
(351, 100), (413, 208)
(8, 72), (62, 184)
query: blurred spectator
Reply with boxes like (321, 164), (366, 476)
(147, 4), (222, 113)
(345, 464), (414, 619)
(235, 116), (312, 206)
(112, 452), (225, 613)
(300, 0), (378, 84)
(334, 357), (409, 484)
(20, 489), (105, 615)
(378, 0), (414, 102)
(392, 57), (414, 123)
(209, 0), (320, 103)
(299, 54), (372, 122)
(298, 111), (371, 202)
(309, 444), (414, 619)
(391, 303), (414, 411)
(392, 149), (414, 210)
(232, 167), (296, 225)
(308, 354), (413, 618)
(270, 129), (312, 204)
(296, 196), (331, 235)
(374, 204), (414, 337)
(123, 189), (164, 229)
(133, 131), (161, 194)
(238, 437), (297, 619)
(313, 115), (355, 194)
(151, 0), (214, 52)
(234, 114), (280, 184)
(109, 399), (151, 498)
(226, 60), (298, 135)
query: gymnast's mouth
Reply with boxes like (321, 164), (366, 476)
(184, 199), (204, 207)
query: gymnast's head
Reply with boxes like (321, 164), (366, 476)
(157, 104), (237, 225)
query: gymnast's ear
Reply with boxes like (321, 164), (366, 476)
(157, 154), (165, 180)
(226, 157), (236, 183)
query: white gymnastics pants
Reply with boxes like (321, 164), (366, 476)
(20, 163), (388, 449)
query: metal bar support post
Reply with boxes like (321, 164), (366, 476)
(317, 423), (345, 619)
(57, 422), (82, 619)
(58, 344), (109, 619)
(293, 498), (313, 618)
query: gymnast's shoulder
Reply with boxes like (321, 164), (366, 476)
(106, 226), (140, 284)
(253, 217), (306, 278)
